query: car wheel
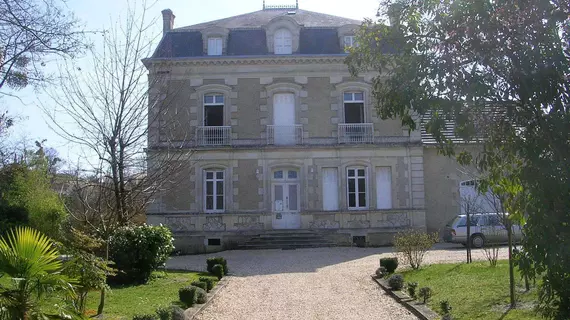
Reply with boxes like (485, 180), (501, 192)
(471, 234), (485, 248)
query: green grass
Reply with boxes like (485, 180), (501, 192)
(84, 271), (216, 319)
(400, 260), (542, 320)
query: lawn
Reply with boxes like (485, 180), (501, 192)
(84, 270), (215, 319)
(400, 260), (543, 320)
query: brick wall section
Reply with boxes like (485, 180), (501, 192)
(305, 77), (335, 138)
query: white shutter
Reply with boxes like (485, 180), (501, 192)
(274, 29), (292, 54)
(322, 168), (339, 210)
(376, 167), (392, 209)
(208, 37), (222, 55)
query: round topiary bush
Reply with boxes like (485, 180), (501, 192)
(191, 281), (207, 291)
(388, 274), (404, 290)
(206, 257), (228, 275)
(407, 282), (419, 299)
(170, 305), (186, 320)
(195, 286), (207, 304)
(132, 314), (158, 320)
(109, 225), (174, 284)
(380, 257), (399, 273)
(178, 286), (197, 307)
(419, 286), (433, 304)
(212, 264), (224, 280)
(199, 277), (214, 292)
(375, 266), (387, 278)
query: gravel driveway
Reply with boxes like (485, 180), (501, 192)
(168, 244), (508, 320)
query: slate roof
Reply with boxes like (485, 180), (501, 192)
(227, 30), (268, 55)
(175, 9), (361, 31)
(299, 28), (341, 54)
(154, 31), (203, 58)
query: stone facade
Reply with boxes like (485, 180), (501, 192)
(144, 8), (466, 253)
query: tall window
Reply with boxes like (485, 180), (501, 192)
(274, 28), (293, 54)
(204, 94), (224, 126)
(207, 37), (222, 55)
(376, 167), (392, 209)
(347, 168), (367, 209)
(204, 170), (224, 212)
(343, 35), (356, 52)
(343, 92), (365, 123)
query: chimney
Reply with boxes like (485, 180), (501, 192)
(161, 9), (175, 35)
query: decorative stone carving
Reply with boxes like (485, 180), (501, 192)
(309, 219), (340, 229)
(347, 214), (371, 229)
(203, 217), (226, 231)
(377, 212), (412, 229)
(234, 216), (264, 231)
(165, 216), (196, 233)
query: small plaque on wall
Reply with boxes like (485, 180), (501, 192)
(276, 213), (282, 219)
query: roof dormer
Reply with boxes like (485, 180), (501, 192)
(200, 26), (230, 56)
(264, 15), (301, 54)
(338, 24), (359, 53)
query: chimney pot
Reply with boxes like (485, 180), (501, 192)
(161, 9), (175, 35)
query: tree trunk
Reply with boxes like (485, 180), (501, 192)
(97, 239), (109, 315)
(507, 225), (516, 308)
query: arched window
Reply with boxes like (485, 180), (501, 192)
(274, 28), (292, 54)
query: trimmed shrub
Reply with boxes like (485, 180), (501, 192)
(195, 287), (208, 304)
(199, 277), (214, 292)
(419, 287), (433, 304)
(170, 306), (185, 320)
(206, 257), (228, 275)
(407, 282), (418, 299)
(133, 314), (158, 320)
(212, 264), (224, 280)
(375, 266), (387, 278)
(191, 281), (207, 291)
(380, 257), (399, 273)
(394, 229), (438, 270)
(439, 299), (452, 315)
(109, 225), (174, 284)
(179, 286), (197, 307)
(388, 274), (404, 290)
(155, 306), (171, 320)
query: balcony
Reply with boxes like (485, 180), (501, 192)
(266, 125), (303, 145)
(196, 126), (232, 146)
(338, 123), (374, 144)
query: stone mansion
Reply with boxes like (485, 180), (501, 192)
(144, 3), (469, 253)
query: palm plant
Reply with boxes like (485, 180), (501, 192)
(0, 227), (76, 319)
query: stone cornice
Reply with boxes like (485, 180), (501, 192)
(142, 55), (348, 68)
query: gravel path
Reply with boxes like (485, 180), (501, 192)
(168, 244), (508, 320)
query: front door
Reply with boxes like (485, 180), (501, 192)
(273, 93), (295, 145)
(272, 169), (301, 229)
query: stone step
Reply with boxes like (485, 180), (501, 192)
(238, 230), (336, 250)
(240, 243), (337, 250)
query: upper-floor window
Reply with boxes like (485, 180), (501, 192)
(207, 37), (223, 55)
(204, 94), (224, 126)
(343, 92), (365, 123)
(343, 35), (357, 52)
(347, 167), (367, 209)
(204, 170), (224, 212)
(274, 28), (293, 54)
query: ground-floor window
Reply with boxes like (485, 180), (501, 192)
(347, 167), (367, 209)
(204, 170), (224, 212)
(322, 167), (339, 210)
(376, 167), (392, 209)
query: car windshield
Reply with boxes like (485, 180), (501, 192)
(456, 215), (480, 227)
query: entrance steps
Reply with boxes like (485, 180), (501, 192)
(239, 230), (336, 250)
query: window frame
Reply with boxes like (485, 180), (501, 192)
(203, 169), (225, 213)
(207, 37), (223, 56)
(203, 93), (225, 126)
(343, 91), (365, 124)
(343, 35), (356, 52)
(274, 28), (293, 55)
(346, 167), (368, 210)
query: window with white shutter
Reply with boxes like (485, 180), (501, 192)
(274, 28), (292, 54)
(376, 167), (392, 209)
(322, 168), (339, 211)
(207, 37), (222, 55)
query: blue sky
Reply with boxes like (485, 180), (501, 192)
(2, 0), (379, 163)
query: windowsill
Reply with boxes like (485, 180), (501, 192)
(347, 207), (369, 211)
(204, 211), (225, 214)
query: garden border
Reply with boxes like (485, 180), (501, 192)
(371, 275), (440, 320)
(185, 275), (230, 319)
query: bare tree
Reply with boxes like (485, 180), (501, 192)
(0, 0), (88, 94)
(42, 0), (192, 314)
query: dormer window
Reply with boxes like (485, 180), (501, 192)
(274, 28), (293, 54)
(343, 35), (357, 52)
(207, 37), (223, 55)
